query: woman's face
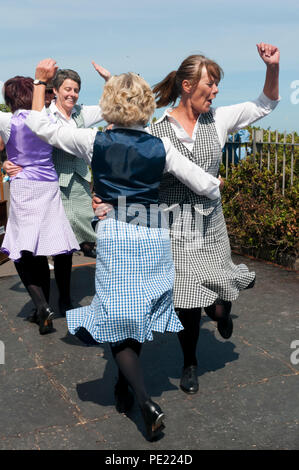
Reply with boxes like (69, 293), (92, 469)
(186, 66), (219, 115)
(54, 78), (80, 114)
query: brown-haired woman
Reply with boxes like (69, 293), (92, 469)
(0, 76), (79, 333)
(149, 43), (280, 394)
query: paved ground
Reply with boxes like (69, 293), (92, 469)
(0, 252), (298, 451)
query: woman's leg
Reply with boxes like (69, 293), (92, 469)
(110, 339), (147, 407)
(14, 251), (54, 334)
(204, 300), (233, 339)
(176, 307), (201, 394)
(14, 251), (50, 308)
(110, 339), (165, 440)
(53, 253), (73, 315)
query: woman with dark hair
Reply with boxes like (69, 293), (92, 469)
(147, 43), (280, 394)
(0, 76), (79, 334)
(4, 61), (110, 316)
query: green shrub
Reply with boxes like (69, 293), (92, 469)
(220, 157), (298, 268)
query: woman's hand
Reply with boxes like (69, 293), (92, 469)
(257, 43), (280, 66)
(3, 160), (22, 177)
(257, 43), (280, 101)
(92, 62), (111, 82)
(92, 195), (113, 220)
(218, 176), (224, 191)
(35, 58), (58, 83)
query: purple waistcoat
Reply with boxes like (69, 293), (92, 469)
(6, 110), (58, 181)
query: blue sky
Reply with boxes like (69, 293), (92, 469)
(1, 0), (299, 132)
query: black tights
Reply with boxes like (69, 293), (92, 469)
(177, 308), (201, 368)
(14, 251), (73, 309)
(177, 303), (231, 368)
(14, 251), (50, 310)
(53, 253), (73, 303)
(110, 339), (149, 406)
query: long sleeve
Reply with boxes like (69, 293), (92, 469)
(80, 105), (104, 127)
(214, 92), (280, 148)
(25, 110), (97, 164)
(162, 137), (220, 200)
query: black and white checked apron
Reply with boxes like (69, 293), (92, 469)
(149, 112), (255, 309)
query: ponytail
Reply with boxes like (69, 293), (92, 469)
(153, 71), (179, 108)
(153, 55), (223, 109)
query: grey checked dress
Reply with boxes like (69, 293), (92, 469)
(149, 112), (256, 309)
(51, 107), (96, 245)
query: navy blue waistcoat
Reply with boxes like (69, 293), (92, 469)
(92, 128), (166, 207)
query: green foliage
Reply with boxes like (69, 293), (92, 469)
(0, 104), (10, 113)
(220, 157), (298, 267)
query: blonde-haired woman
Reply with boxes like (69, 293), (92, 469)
(26, 65), (222, 440)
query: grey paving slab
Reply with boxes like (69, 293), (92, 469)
(0, 367), (79, 437)
(0, 254), (298, 450)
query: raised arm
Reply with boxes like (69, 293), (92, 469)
(32, 58), (58, 111)
(257, 42), (280, 101)
(162, 137), (221, 200)
(92, 61), (111, 82)
(26, 110), (97, 164)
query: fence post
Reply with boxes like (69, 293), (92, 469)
(267, 130), (271, 170)
(282, 131), (286, 196)
(275, 130), (278, 190)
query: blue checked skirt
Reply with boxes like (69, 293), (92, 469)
(66, 218), (183, 343)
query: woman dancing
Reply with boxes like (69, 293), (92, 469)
(26, 62), (222, 440)
(0, 76), (79, 334)
(147, 42), (280, 394)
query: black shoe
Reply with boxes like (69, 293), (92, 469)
(37, 306), (55, 335)
(114, 383), (134, 413)
(75, 327), (99, 346)
(58, 298), (73, 317)
(246, 275), (256, 290)
(217, 301), (233, 339)
(27, 308), (38, 324)
(180, 365), (199, 394)
(82, 248), (96, 258)
(140, 399), (165, 441)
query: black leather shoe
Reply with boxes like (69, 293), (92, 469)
(180, 365), (199, 394)
(83, 248), (97, 259)
(37, 306), (55, 335)
(140, 399), (165, 441)
(246, 275), (256, 290)
(58, 298), (73, 317)
(114, 383), (134, 413)
(217, 301), (233, 339)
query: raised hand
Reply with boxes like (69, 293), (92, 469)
(256, 43), (280, 66)
(35, 58), (58, 83)
(92, 61), (111, 82)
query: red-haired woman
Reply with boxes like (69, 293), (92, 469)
(0, 76), (79, 334)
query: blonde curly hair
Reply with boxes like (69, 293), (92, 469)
(100, 72), (156, 127)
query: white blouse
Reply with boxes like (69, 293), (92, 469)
(25, 110), (221, 200)
(156, 92), (280, 151)
(0, 102), (104, 144)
